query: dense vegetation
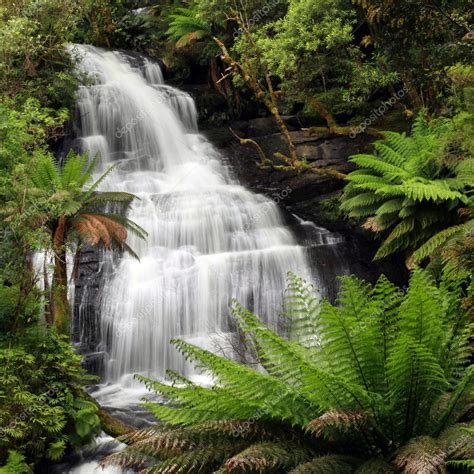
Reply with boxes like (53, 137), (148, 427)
(105, 271), (473, 472)
(341, 113), (473, 271)
(0, 0), (472, 472)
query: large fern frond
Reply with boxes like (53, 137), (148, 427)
(341, 113), (472, 262)
(289, 455), (361, 473)
(410, 222), (469, 265)
(397, 269), (446, 354)
(284, 272), (321, 349)
(59, 152), (89, 189)
(221, 441), (311, 473)
(166, 7), (212, 48)
(31, 154), (60, 189)
(386, 336), (448, 441)
(393, 436), (446, 474)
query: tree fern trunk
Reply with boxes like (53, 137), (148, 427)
(52, 216), (70, 335)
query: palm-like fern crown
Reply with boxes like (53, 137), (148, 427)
(166, 6), (212, 48)
(341, 114), (473, 263)
(104, 271), (473, 473)
(30, 152), (146, 256)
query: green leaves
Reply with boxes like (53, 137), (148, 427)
(31, 154), (60, 190)
(166, 7), (212, 48)
(349, 154), (408, 180)
(0, 451), (31, 474)
(397, 269), (445, 353)
(398, 181), (465, 203)
(284, 272), (320, 349)
(120, 270), (472, 473)
(387, 336), (449, 440)
(72, 399), (100, 440)
(0, 329), (100, 467)
(341, 113), (473, 263)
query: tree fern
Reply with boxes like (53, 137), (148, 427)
(386, 336), (448, 440)
(392, 436), (447, 473)
(26, 150), (146, 334)
(397, 269), (446, 355)
(341, 113), (473, 265)
(233, 300), (375, 414)
(166, 7), (212, 48)
(289, 455), (360, 473)
(284, 272), (320, 349)
(106, 271), (473, 473)
(221, 442), (311, 472)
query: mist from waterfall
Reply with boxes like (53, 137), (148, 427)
(73, 45), (343, 395)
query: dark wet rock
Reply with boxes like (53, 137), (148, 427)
(73, 246), (106, 359)
(81, 351), (106, 375)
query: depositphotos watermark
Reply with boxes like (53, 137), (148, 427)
(233, 0), (282, 39)
(115, 109), (146, 139)
(349, 85), (408, 138)
(0, 387), (59, 436)
(243, 186), (292, 232)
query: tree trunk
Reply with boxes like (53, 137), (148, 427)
(214, 37), (299, 165)
(210, 56), (227, 99)
(307, 97), (338, 129)
(52, 216), (70, 335)
(44, 255), (53, 326)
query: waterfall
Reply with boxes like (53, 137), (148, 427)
(72, 45), (346, 390)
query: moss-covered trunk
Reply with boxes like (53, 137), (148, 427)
(51, 216), (70, 334)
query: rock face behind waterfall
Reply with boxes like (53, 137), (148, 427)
(70, 47), (406, 380)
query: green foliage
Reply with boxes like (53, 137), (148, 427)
(166, 6), (212, 49)
(104, 270), (473, 473)
(446, 64), (474, 115)
(75, 0), (159, 51)
(0, 99), (67, 314)
(0, 328), (100, 467)
(341, 113), (473, 264)
(317, 195), (351, 223)
(29, 151), (147, 254)
(253, 0), (396, 116)
(0, 0), (83, 108)
(26, 151), (146, 333)
(0, 451), (31, 474)
(0, 284), (41, 335)
(0, 97), (146, 333)
(353, 0), (472, 112)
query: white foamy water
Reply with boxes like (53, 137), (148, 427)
(73, 45), (321, 388)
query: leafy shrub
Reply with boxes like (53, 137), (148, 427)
(104, 271), (473, 473)
(75, 0), (159, 51)
(0, 327), (100, 468)
(0, 451), (31, 474)
(0, 0), (82, 108)
(0, 284), (41, 335)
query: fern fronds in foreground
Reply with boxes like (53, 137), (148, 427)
(103, 271), (473, 473)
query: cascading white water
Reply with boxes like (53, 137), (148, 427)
(73, 45), (323, 387)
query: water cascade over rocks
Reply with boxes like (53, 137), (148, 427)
(72, 45), (348, 403)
